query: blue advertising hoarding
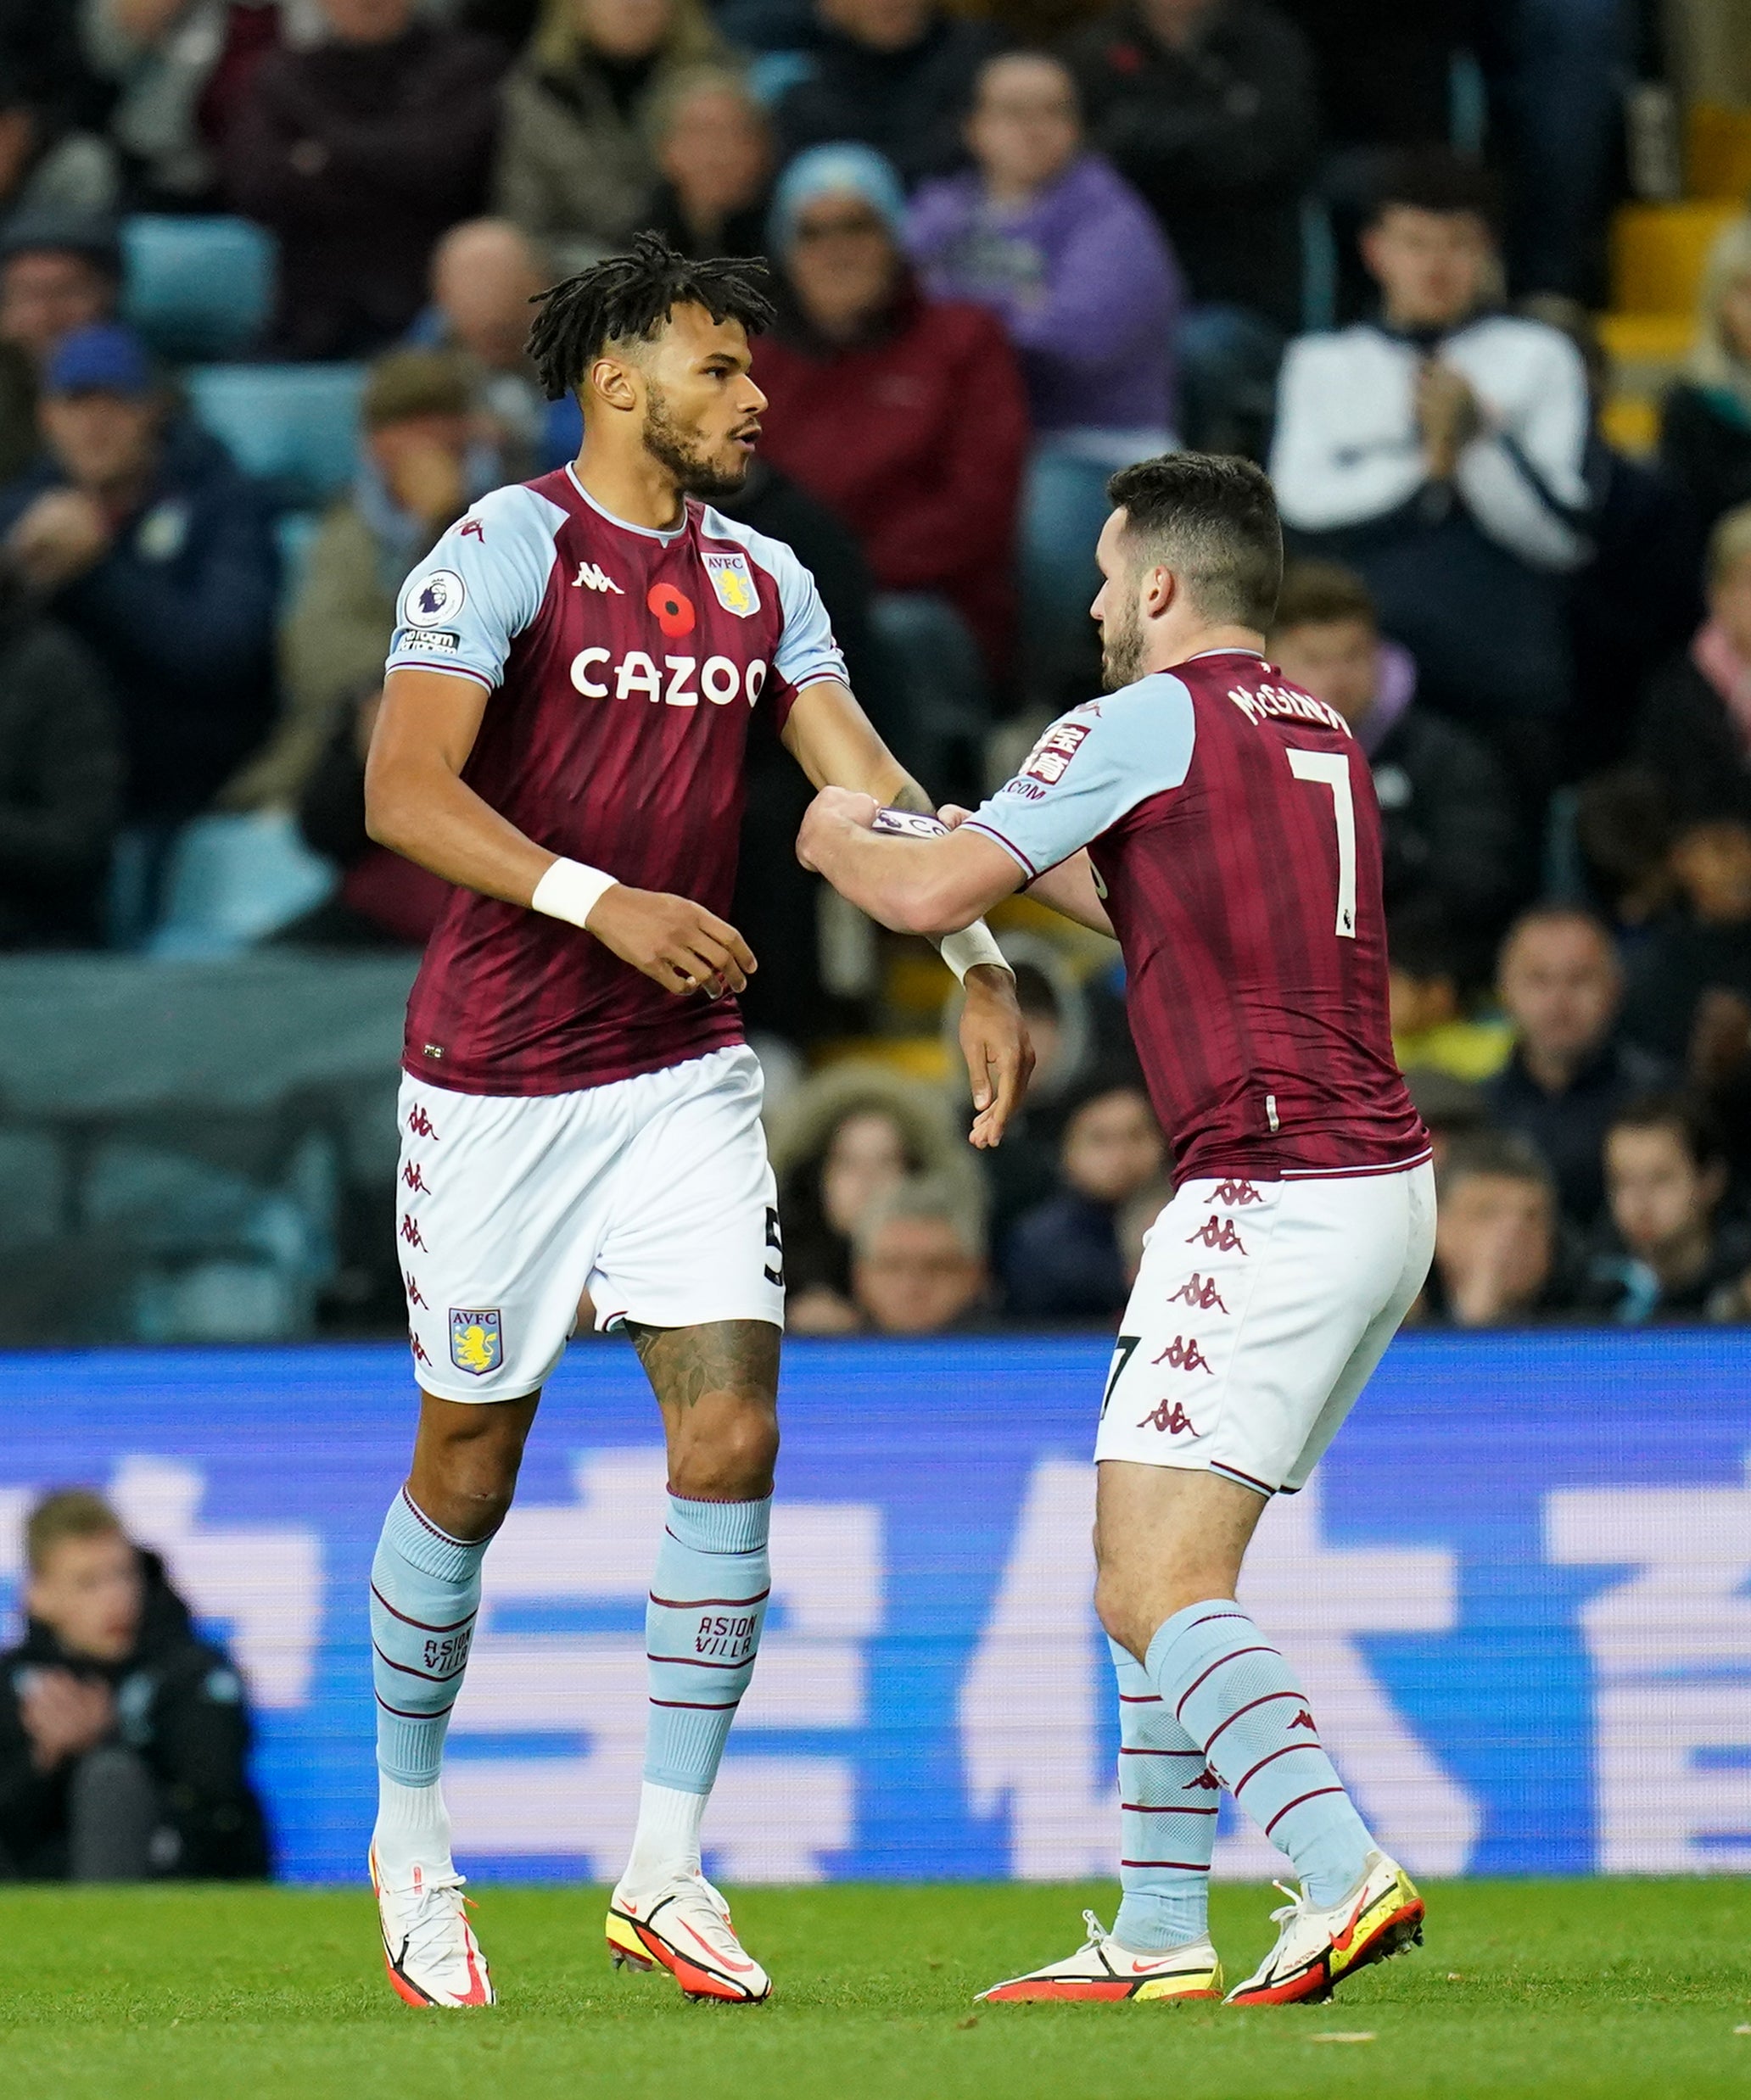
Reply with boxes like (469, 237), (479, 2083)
(3, 1332), (1748, 1884)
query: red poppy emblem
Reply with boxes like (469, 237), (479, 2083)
(647, 583), (696, 637)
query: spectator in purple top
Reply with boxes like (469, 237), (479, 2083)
(909, 50), (1182, 704)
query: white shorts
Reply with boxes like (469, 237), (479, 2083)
(1094, 1162), (1435, 1495)
(396, 1045), (783, 1404)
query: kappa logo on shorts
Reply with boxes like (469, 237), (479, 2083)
(1186, 1215), (1247, 1254)
(1210, 1179), (1263, 1206)
(1138, 1397), (1201, 1435)
(450, 1307), (504, 1377)
(406, 1103), (438, 1139)
(1168, 1271), (1230, 1313)
(1149, 1335), (1213, 1377)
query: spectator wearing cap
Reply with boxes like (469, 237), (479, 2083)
(1061, 0), (1317, 454)
(1484, 906), (1669, 1231)
(223, 0), (503, 359)
(494, 0), (725, 281)
(908, 50), (1182, 705)
(1585, 1093), (1751, 1324)
(0, 322), (278, 825)
(81, 0), (324, 209)
(755, 143), (1027, 799)
(773, 0), (1002, 188)
(1270, 561), (1523, 943)
(1271, 151), (1593, 796)
(227, 348), (491, 823)
(0, 214), (122, 486)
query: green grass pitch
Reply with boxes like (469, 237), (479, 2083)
(1, 1879), (1747, 2100)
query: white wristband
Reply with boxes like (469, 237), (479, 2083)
(938, 920), (1011, 984)
(530, 857), (618, 930)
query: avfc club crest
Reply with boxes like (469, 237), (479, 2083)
(449, 1307), (503, 1377)
(702, 549), (760, 619)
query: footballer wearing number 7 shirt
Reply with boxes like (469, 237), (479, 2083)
(359, 235), (1029, 2012)
(798, 454), (1435, 2013)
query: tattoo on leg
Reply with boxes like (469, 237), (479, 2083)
(626, 1319), (780, 1410)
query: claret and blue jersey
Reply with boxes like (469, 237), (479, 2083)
(965, 648), (1429, 1181)
(384, 464), (846, 1097)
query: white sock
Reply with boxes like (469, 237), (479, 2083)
(372, 1774), (454, 1887)
(619, 1782), (707, 1892)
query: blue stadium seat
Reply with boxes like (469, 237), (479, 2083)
(121, 216), (277, 362)
(184, 363), (367, 506)
(148, 810), (338, 960)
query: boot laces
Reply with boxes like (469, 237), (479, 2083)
(399, 1868), (473, 1968)
(1079, 1908), (1111, 1952)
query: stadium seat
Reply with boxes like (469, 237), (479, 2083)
(148, 809), (338, 960)
(184, 363), (367, 507)
(121, 216), (277, 362)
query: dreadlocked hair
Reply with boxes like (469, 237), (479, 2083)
(526, 232), (777, 403)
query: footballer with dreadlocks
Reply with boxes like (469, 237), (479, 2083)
(358, 237), (1031, 2009)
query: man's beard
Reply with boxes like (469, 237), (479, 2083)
(1101, 600), (1144, 691)
(642, 388), (750, 502)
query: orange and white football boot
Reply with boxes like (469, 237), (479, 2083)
(370, 1846), (494, 2008)
(979, 1910), (1222, 2003)
(1223, 1851), (1423, 2007)
(607, 1871), (771, 2003)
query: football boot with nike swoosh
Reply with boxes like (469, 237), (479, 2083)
(1223, 1851), (1423, 2007)
(606, 1871), (771, 2002)
(979, 1911), (1222, 2002)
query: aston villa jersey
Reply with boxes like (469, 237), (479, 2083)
(965, 650), (1429, 1181)
(386, 465), (845, 1095)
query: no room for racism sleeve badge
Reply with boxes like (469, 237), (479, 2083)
(702, 549), (760, 618)
(450, 1307), (503, 1376)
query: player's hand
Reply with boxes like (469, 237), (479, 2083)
(585, 885), (756, 998)
(960, 963), (1034, 1149)
(937, 805), (973, 829)
(20, 1669), (115, 1771)
(796, 787), (879, 872)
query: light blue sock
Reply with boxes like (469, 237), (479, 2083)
(371, 1487), (487, 1789)
(644, 1494), (771, 1796)
(1144, 1600), (1373, 1906)
(1108, 1637), (1217, 1950)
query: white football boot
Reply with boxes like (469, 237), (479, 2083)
(606, 1871), (772, 2003)
(1224, 1851), (1423, 2007)
(980, 1911), (1223, 2002)
(370, 1847), (495, 2008)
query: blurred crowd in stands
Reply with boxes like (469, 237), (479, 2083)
(4, 0), (1751, 1336)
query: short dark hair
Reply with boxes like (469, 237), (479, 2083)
(25, 1488), (124, 1578)
(1607, 1092), (1725, 1173)
(1105, 452), (1283, 629)
(1273, 559), (1377, 634)
(527, 231), (776, 403)
(1435, 1130), (1554, 1204)
(1368, 148), (1503, 232)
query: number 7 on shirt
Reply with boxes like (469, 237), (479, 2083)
(1287, 746), (1357, 941)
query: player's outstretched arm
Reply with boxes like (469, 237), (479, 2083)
(366, 667), (756, 997)
(1024, 854), (1116, 939)
(797, 786), (1025, 934)
(783, 680), (1033, 1147)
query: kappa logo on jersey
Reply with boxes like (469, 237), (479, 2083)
(450, 1306), (503, 1376)
(406, 568), (466, 626)
(1021, 720), (1092, 786)
(572, 561), (624, 595)
(569, 646), (768, 709)
(702, 548), (760, 617)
